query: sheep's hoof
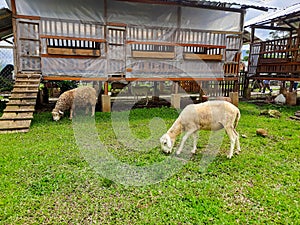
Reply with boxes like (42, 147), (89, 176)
(227, 155), (233, 159)
(191, 150), (196, 154)
(176, 151), (181, 155)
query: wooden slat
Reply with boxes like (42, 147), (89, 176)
(132, 51), (175, 59)
(1, 112), (33, 119)
(47, 47), (101, 57)
(40, 35), (106, 43)
(183, 53), (223, 61)
(0, 120), (31, 129)
(127, 40), (226, 49)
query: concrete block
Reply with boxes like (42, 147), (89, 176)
(101, 95), (111, 112)
(171, 94), (181, 109)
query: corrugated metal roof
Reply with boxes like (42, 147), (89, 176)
(245, 3), (300, 27)
(167, 0), (274, 11)
(194, 0), (274, 9)
(4, 0), (274, 11)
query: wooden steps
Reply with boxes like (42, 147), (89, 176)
(0, 73), (41, 134)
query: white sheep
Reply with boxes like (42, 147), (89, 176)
(160, 100), (241, 159)
(52, 86), (97, 121)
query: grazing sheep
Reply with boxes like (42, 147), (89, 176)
(131, 85), (150, 105)
(160, 101), (241, 159)
(52, 86), (97, 121)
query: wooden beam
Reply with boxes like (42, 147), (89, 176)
(132, 51), (175, 59)
(126, 40), (226, 49)
(42, 76), (238, 82)
(47, 47), (101, 57)
(40, 35), (106, 43)
(252, 25), (293, 32)
(183, 53), (223, 61)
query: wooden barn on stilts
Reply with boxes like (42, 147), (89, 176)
(0, 0), (269, 133)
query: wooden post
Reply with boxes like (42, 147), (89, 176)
(152, 81), (160, 102)
(229, 92), (239, 107)
(171, 94), (181, 109)
(101, 94), (111, 112)
(104, 81), (109, 95)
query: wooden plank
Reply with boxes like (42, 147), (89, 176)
(0, 116), (33, 120)
(1, 112), (33, 119)
(6, 101), (36, 106)
(0, 120), (31, 129)
(40, 35), (106, 43)
(14, 84), (40, 88)
(42, 76), (107, 81)
(4, 105), (35, 111)
(0, 129), (29, 134)
(4, 109), (35, 113)
(9, 95), (37, 100)
(127, 40), (226, 49)
(12, 89), (39, 93)
(47, 47), (101, 57)
(132, 51), (175, 59)
(183, 53), (223, 61)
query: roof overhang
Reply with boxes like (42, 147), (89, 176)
(0, 8), (13, 43)
(245, 3), (300, 34)
(119, 0), (273, 11)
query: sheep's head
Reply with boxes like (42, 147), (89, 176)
(160, 133), (174, 154)
(52, 110), (64, 121)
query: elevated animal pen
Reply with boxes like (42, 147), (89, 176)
(245, 3), (300, 104)
(6, 0), (269, 84)
(1, 0), (270, 132)
(249, 36), (300, 79)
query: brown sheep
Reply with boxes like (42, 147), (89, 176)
(52, 86), (97, 121)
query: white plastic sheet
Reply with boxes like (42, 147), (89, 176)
(9, 0), (243, 78)
(10, 0), (105, 22)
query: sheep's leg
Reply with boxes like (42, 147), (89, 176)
(85, 106), (89, 115)
(233, 129), (241, 154)
(176, 130), (196, 155)
(225, 126), (236, 159)
(191, 132), (198, 154)
(91, 105), (95, 117)
(70, 106), (74, 119)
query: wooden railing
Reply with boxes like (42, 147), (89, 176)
(249, 36), (300, 76)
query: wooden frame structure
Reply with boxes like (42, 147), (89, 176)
(246, 4), (300, 84)
(5, 0), (271, 97)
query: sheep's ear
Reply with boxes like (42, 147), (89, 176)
(59, 110), (64, 115)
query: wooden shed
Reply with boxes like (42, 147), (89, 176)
(1, 0), (269, 133)
(245, 3), (300, 102)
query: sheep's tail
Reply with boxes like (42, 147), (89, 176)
(234, 109), (240, 129)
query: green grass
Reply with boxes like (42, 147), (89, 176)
(1, 102), (299, 224)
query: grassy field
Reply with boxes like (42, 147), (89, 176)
(1, 101), (299, 224)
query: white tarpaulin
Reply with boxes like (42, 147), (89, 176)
(9, 0), (105, 22)
(8, 0), (243, 78)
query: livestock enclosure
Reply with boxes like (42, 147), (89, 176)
(245, 3), (300, 103)
(9, 0), (247, 82)
(1, 0), (270, 133)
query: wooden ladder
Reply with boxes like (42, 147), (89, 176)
(0, 73), (41, 133)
